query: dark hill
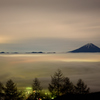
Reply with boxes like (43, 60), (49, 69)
(54, 92), (100, 100)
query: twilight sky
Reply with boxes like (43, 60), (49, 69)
(0, 0), (100, 52)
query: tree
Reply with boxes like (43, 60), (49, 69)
(32, 78), (42, 93)
(0, 82), (4, 100)
(4, 79), (24, 100)
(26, 93), (34, 100)
(75, 79), (90, 94)
(61, 77), (74, 95)
(32, 78), (42, 99)
(48, 69), (64, 97)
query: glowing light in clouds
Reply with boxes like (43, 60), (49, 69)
(0, 37), (11, 43)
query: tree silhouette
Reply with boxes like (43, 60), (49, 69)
(26, 93), (34, 100)
(32, 78), (42, 100)
(4, 79), (24, 100)
(61, 77), (74, 95)
(75, 79), (90, 94)
(48, 69), (64, 97)
(48, 69), (91, 98)
(0, 82), (4, 100)
(32, 78), (42, 93)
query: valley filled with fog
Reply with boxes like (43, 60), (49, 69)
(0, 53), (100, 92)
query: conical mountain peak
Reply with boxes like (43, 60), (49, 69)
(85, 43), (94, 46)
(84, 43), (95, 48)
(69, 43), (100, 53)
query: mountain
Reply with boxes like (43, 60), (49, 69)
(69, 43), (100, 53)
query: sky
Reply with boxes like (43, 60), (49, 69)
(0, 0), (100, 52)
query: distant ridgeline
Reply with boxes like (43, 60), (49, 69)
(0, 51), (56, 54)
(0, 52), (19, 54)
(69, 43), (100, 53)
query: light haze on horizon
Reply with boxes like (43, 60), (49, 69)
(0, 0), (100, 52)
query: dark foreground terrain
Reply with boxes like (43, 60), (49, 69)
(53, 92), (100, 100)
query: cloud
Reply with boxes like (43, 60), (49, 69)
(1, 0), (100, 12)
(0, 0), (100, 51)
(0, 55), (100, 91)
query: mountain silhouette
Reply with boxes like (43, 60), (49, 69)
(69, 43), (100, 53)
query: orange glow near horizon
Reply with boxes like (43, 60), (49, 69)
(0, 36), (14, 44)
